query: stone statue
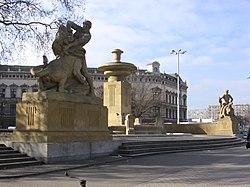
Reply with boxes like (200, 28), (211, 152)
(219, 90), (234, 118)
(30, 20), (95, 96)
(125, 114), (135, 135)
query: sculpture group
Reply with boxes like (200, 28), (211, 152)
(31, 20), (95, 96)
(219, 90), (234, 118)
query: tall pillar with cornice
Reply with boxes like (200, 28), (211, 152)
(98, 49), (137, 126)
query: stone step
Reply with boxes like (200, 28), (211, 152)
(0, 153), (28, 159)
(0, 157), (37, 164)
(119, 137), (241, 149)
(108, 126), (125, 134)
(0, 144), (44, 170)
(108, 125), (163, 135)
(117, 143), (244, 157)
(116, 141), (244, 155)
(0, 160), (44, 170)
(113, 137), (245, 157)
(0, 146), (13, 151)
(0, 149), (20, 154)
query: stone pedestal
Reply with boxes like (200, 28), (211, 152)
(10, 91), (112, 163)
(103, 81), (131, 126)
(11, 92), (111, 142)
(215, 116), (239, 135)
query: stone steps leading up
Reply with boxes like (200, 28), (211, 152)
(113, 137), (245, 157)
(0, 144), (43, 170)
(0, 160), (44, 170)
(108, 125), (163, 135)
(0, 153), (28, 159)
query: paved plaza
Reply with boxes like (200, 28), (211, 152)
(0, 145), (249, 187)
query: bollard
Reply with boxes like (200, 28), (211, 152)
(65, 171), (87, 187)
(80, 179), (87, 187)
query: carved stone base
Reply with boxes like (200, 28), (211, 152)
(11, 91), (112, 143)
(215, 116), (239, 135)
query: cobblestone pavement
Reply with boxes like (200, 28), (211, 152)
(0, 146), (249, 187)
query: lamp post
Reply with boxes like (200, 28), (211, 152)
(170, 49), (187, 124)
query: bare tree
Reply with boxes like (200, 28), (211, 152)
(238, 114), (250, 129)
(0, 0), (86, 63)
(131, 81), (162, 119)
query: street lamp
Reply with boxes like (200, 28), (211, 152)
(170, 49), (187, 124)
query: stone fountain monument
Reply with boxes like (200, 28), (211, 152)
(98, 49), (137, 126)
(216, 90), (239, 135)
(9, 20), (112, 163)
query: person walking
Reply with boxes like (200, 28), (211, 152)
(246, 127), (250, 149)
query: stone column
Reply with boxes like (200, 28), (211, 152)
(98, 49), (137, 126)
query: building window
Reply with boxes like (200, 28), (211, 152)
(10, 104), (16, 115)
(153, 106), (160, 117)
(22, 88), (27, 93)
(0, 103), (5, 115)
(21, 88), (27, 97)
(0, 88), (6, 98)
(183, 95), (187, 106)
(31, 85), (38, 92)
(11, 88), (16, 98)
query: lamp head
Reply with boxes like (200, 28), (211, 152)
(170, 49), (176, 54)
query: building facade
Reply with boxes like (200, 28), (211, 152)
(129, 61), (188, 123)
(0, 65), (37, 128)
(0, 61), (188, 128)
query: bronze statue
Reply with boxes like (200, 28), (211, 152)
(31, 20), (95, 96)
(219, 90), (234, 118)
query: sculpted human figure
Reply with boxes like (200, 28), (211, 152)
(31, 20), (95, 96)
(219, 90), (234, 118)
(64, 20), (95, 96)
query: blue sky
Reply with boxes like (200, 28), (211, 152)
(83, 0), (250, 109)
(16, 0), (250, 109)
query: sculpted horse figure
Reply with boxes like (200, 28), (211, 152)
(30, 55), (86, 93)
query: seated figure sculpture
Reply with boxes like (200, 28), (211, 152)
(30, 20), (95, 96)
(219, 90), (234, 118)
